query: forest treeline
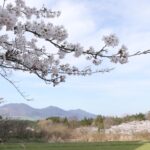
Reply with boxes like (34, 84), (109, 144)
(0, 112), (150, 142)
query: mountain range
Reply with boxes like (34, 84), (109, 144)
(0, 103), (96, 120)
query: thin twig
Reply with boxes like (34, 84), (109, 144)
(0, 72), (32, 101)
(3, 0), (6, 8)
(129, 50), (150, 57)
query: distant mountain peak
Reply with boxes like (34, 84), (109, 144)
(0, 103), (96, 120)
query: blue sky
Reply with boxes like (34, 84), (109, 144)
(1, 0), (150, 116)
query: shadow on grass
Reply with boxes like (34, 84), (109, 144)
(0, 141), (149, 150)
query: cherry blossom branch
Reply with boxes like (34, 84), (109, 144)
(25, 27), (150, 60)
(0, 0), (150, 98)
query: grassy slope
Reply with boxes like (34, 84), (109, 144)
(0, 142), (150, 150)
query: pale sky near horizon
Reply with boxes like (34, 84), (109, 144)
(0, 0), (150, 116)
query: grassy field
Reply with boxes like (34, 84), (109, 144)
(0, 142), (150, 150)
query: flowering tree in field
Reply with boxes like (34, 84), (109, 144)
(0, 0), (150, 99)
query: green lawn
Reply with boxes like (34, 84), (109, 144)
(0, 142), (150, 150)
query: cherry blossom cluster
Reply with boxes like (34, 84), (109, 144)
(0, 0), (149, 89)
(7, 0), (61, 19)
(102, 34), (119, 47)
(111, 45), (128, 64)
(0, 6), (17, 30)
(24, 21), (68, 43)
